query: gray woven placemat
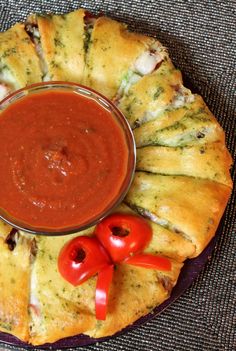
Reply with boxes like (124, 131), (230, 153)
(0, 1), (235, 350)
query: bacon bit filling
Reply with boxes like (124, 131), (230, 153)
(171, 86), (195, 108)
(84, 11), (98, 24)
(84, 11), (97, 53)
(29, 303), (41, 317)
(25, 21), (49, 81)
(134, 50), (163, 76)
(5, 228), (18, 251)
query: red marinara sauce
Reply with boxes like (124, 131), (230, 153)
(0, 88), (130, 232)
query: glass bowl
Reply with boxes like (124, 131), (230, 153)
(0, 82), (136, 235)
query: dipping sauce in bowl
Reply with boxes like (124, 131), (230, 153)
(0, 82), (135, 234)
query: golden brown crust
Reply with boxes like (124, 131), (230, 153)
(125, 172), (232, 257)
(83, 16), (154, 98)
(0, 23), (42, 89)
(118, 59), (183, 128)
(136, 142), (233, 188)
(36, 9), (86, 82)
(29, 231), (97, 345)
(114, 203), (195, 261)
(0, 236), (31, 341)
(86, 261), (182, 338)
(134, 94), (225, 147)
(0, 220), (12, 240)
(133, 95), (209, 145)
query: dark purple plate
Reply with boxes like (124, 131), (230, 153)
(0, 76), (225, 349)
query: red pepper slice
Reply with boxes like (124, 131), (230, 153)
(95, 264), (114, 320)
(58, 236), (111, 286)
(124, 253), (171, 271)
(95, 213), (152, 262)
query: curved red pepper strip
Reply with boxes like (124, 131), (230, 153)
(95, 264), (114, 320)
(124, 253), (171, 271)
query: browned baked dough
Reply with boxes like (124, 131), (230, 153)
(0, 236), (31, 341)
(0, 220), (12, 240)
(126, 172), (231, 257)
(133, 94), (226, 147)
(136, 142), (232, 188)
(118, 59), (183, 128)
(28, 231), (96, 345)
(26, 10), (86, 82)
(86, 261), (182, 338)
(114, 203), (195, 262)
(83, 16), (154, 99)
(133, 95), (222, 145)
(0, 23), (42, 99)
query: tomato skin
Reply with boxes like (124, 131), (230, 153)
(125, 254), (171, 271)
(95, 213), (152, 262)
(58, 236), (111, 286)
(95, 265), (114, 320)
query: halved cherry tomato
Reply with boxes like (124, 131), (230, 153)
(125, 253), (171, 271)
(95, 265), (114, 320)
(58, 236), (111, 286)
(95, 213), (152, 262)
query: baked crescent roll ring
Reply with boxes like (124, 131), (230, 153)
(0, 8), (232, 346)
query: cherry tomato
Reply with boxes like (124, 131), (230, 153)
(58, 236), (111, 286)
(95, 213), (153, 262)
(95, 265), (114, 320)
(125, 253), (171, 271)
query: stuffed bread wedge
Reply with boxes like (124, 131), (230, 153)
(0, 234), (32, 341)
(83, 16), (160, 99)
(0, 23), (42, 100)
(118, 59), (187, 128)
(86, 261), (182, 339)
(28, 230), (97, 345)
(134, 94), (225, 147)
(115, 203), (195, 262)
(125, 172), (231, 257)
(133, 94), (218, 145)
(136, 142), (233, 188)
(25, 9), (86, 82)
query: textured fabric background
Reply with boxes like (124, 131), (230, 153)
(0, 1), (235, 350)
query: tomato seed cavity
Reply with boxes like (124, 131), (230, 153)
(73, 248), (86, 263)
(110, 226), (130, 237)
